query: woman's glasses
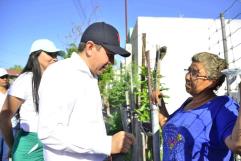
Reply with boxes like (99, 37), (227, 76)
(184, 68), (208, 80)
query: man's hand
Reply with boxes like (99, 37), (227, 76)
(111, 131), (135, 154)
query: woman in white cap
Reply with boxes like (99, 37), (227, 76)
(0, 39), (62, 161)
(0, 68), (9, 110)
(0, 68), (10, 161)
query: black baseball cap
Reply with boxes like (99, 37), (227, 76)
(81, 22), (131, 57)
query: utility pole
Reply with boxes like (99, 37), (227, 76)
(125, 0), (128, 43)
(220, 13), (231, 95)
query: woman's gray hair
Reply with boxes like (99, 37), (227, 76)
(192, 52), (228, 91)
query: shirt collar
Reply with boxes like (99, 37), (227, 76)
(70, 52), (96, 79)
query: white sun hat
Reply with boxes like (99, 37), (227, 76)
(0, 68), (8, 77)
(30, 39), (61, 54)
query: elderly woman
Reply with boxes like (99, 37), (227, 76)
(155, 52), (240, 161)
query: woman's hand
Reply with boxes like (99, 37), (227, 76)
(151, 90), (162, 106)
(151, 90), (169, 127)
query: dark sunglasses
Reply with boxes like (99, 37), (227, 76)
(46, 52), (58, 58)
(0, 75), (9, 79)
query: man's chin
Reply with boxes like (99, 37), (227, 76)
(96, 70), (104, 76)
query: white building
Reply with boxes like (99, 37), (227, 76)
(127, 17), (241, 114)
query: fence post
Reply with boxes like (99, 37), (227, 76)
(220, 12), (231, 95)
(145, 50), (161, 161)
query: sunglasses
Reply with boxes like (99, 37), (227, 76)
(46, 52), (58, 58)
(0, 75), (9, 79)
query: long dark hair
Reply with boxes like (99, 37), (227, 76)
(21, 50), (42, 112)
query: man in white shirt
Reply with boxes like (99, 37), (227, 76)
(38, 22), (135, 161)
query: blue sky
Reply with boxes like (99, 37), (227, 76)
(0, 0), (240, 68)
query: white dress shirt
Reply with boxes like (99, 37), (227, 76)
(38, 53), (112, 161)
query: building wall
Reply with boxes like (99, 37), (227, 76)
(129, 17), (241, 114)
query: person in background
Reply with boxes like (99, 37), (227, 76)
(0, 39), (62, 161)
(37, 22), (135, 161)
(0, 68), (10, 161)
(153, 52), (241, 161)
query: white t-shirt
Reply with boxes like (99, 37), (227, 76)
(38, 53), (111, 161)
(9, 72), (38, 132)
(0, 92), (7, 111)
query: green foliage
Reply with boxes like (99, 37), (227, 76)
(64, 43), (78, 58)
(99, 65), (129, 135)
(98, 65), (114, 99)
(105, 111), (123, 135)
(108, 80), (127, 109)
(97, 61), (167, 161)
(134, 66), (151, 122)
(134, 65), (168, 122)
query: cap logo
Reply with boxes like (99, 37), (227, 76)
(117, 33), (120, 45)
